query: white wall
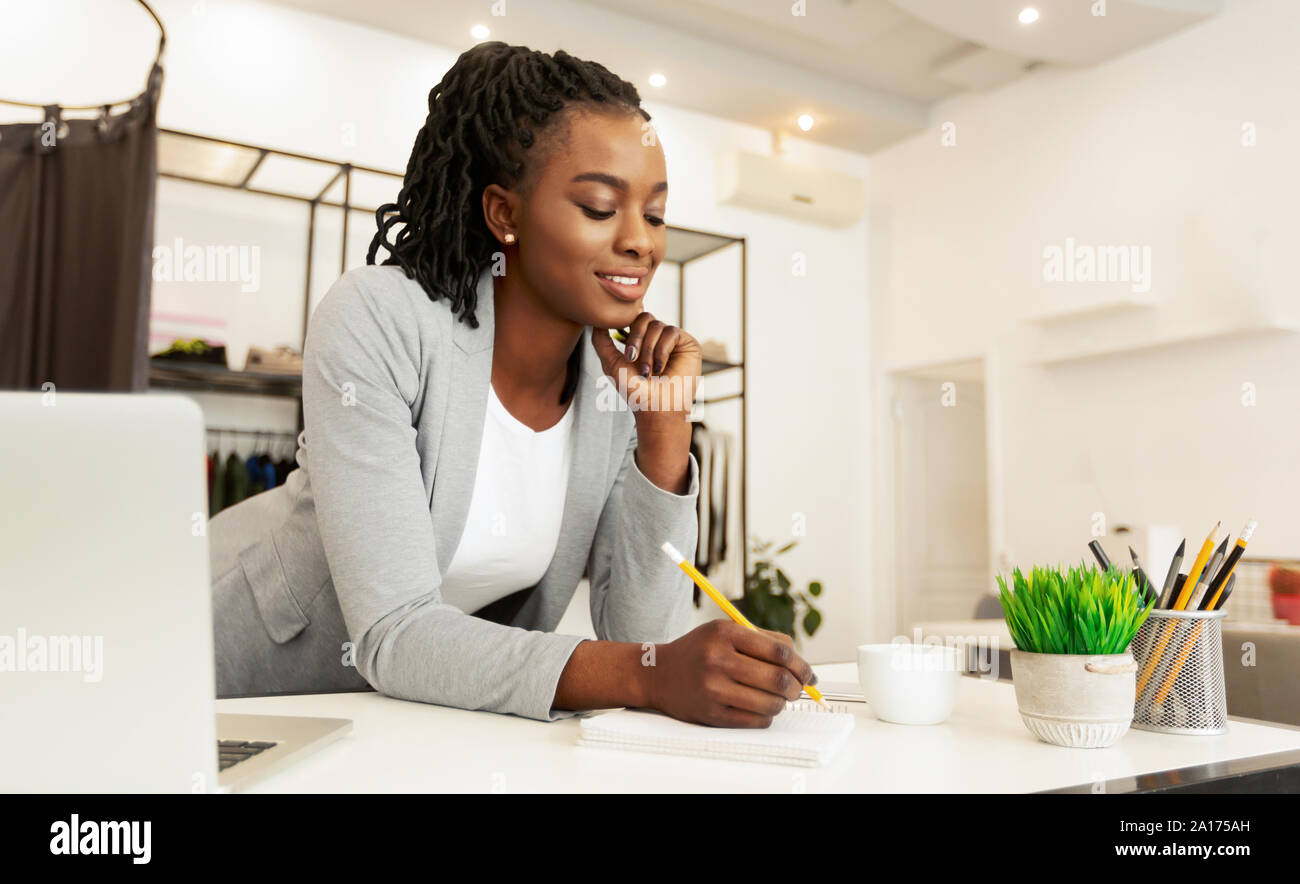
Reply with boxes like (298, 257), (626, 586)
(3, 0), (874, 661)
(869, 0), (1300, 637)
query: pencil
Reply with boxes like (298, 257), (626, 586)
(1158, 539), (1185, 609)
(1088, 540), (1112, 571)
(660, 541), (828, 708)
(1189, 541), (1227, 610)
(1137, 522), (1220, 697)
(1129, 546), (1157, 606)
(1217, 573), (1238, 608)
(1200, 521), (1256, 611)
(1174, 522), (1220, 611)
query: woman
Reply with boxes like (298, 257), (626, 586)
(209, 42), (815, 726)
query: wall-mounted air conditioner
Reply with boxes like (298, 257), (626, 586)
(715, 150), (864, 228)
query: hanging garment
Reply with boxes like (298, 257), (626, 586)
(717, 433), (731, 565)
(210, 451), (226, 517)
(245, 455), (267, 496)
(709, 431), (732, 572)
(707, 431), (735, 592)
(256, 454), (277, 491)
(223, 452), (248, 508)
(690, 422), (713, 574)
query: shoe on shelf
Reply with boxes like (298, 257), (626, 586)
(245, 345), (303, 375)
(699, 338), (732, 364)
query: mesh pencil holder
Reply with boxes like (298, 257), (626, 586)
(1131, 607), (1228, 735)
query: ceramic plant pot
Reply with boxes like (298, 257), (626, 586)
(1010, 649), (1136, 748)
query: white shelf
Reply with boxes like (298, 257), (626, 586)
(1034, 319), (1300, 366)
(1026, 292), (1160, 325)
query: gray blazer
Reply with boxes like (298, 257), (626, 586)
(209, 265), (701, 721)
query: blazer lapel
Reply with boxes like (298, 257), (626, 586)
(429, 272), (494, 575)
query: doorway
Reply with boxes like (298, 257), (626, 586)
(886, 356), (1000, 634)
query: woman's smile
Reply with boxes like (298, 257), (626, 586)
(594, 267), (648, 302)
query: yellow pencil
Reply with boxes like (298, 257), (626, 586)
(1136, 521), (1219, 698)
(1173, 522), (1220, 611)
(660, 541), (828, 708)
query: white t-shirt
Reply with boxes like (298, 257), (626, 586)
(437, 384), (576, 614)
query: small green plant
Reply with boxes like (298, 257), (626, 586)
(997, 562), (1154, 655)
(157, 337), (216, 356)
(740, 536), (823, 645)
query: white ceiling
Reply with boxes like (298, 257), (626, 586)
(265, 0), (1221, 154)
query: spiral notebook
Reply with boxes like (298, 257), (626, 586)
(577, 703), (855, 768)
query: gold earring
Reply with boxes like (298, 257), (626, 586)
(504, 233), (516, 245)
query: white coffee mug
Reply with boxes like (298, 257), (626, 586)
(857, 642), (962, 725)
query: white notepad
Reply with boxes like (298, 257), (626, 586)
(578, 704), (855, 768)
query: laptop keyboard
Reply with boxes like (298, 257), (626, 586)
(218, 739), (279, 771)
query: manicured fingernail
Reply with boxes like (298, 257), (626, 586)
(641, 363), (651, 377)
(653, 360), (663, 374)
(625, 345), (637, 362)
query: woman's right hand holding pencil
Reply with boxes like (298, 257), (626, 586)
(643, 620), (817, 728)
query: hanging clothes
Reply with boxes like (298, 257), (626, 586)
(690, 422), (713, 573)
(705, 429), (733, 590)
(223, 451), (248, 508)
(689, 421), (735, 587)
(716, 433), (730, 565)
(260, 454), (277, 490)
(274, 455), (293, 486)
(244, 455), (264, 496)
(709, 433), (731, 573)
(206, 432), (299, 515)
(210, 450), (226, 516)
(244, 454), (277, 495)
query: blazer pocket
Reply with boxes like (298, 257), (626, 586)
(238, 535), (311, 644)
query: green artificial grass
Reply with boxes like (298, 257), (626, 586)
(997, 562), (1155, 655)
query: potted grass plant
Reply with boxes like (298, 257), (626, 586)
(998, 563), (1155, 748)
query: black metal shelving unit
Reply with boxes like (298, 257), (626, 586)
(149, 128), (749, 590)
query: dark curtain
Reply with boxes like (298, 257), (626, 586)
(0, 62), (163, 392)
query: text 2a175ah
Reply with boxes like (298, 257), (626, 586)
(1120, 820), (1251, 835)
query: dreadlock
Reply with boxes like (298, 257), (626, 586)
(367, 42), (651, 404)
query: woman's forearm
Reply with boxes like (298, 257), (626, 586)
(552, 639), (653, 711)
(632, 425), (693, 494)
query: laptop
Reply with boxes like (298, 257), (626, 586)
(0, 391), (351, 792)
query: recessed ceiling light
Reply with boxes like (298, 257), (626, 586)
(1018, 7), (1039, 24)
(797, 114), (814, 132)
(471, 24), (490, 40)
(648, 73), (667, 88)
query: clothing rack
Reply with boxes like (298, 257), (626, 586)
(205, 426), (299, 438)
(204, 427), (301, 517)
(204, 426), (300, 455)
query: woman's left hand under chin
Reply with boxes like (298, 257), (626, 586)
(591, 311), (702, 434)
(591, 313), (701, 493)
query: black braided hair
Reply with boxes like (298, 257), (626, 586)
(367, 42), (651, 404)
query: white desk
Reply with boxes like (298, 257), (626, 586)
(216, 662), (1300, 793)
